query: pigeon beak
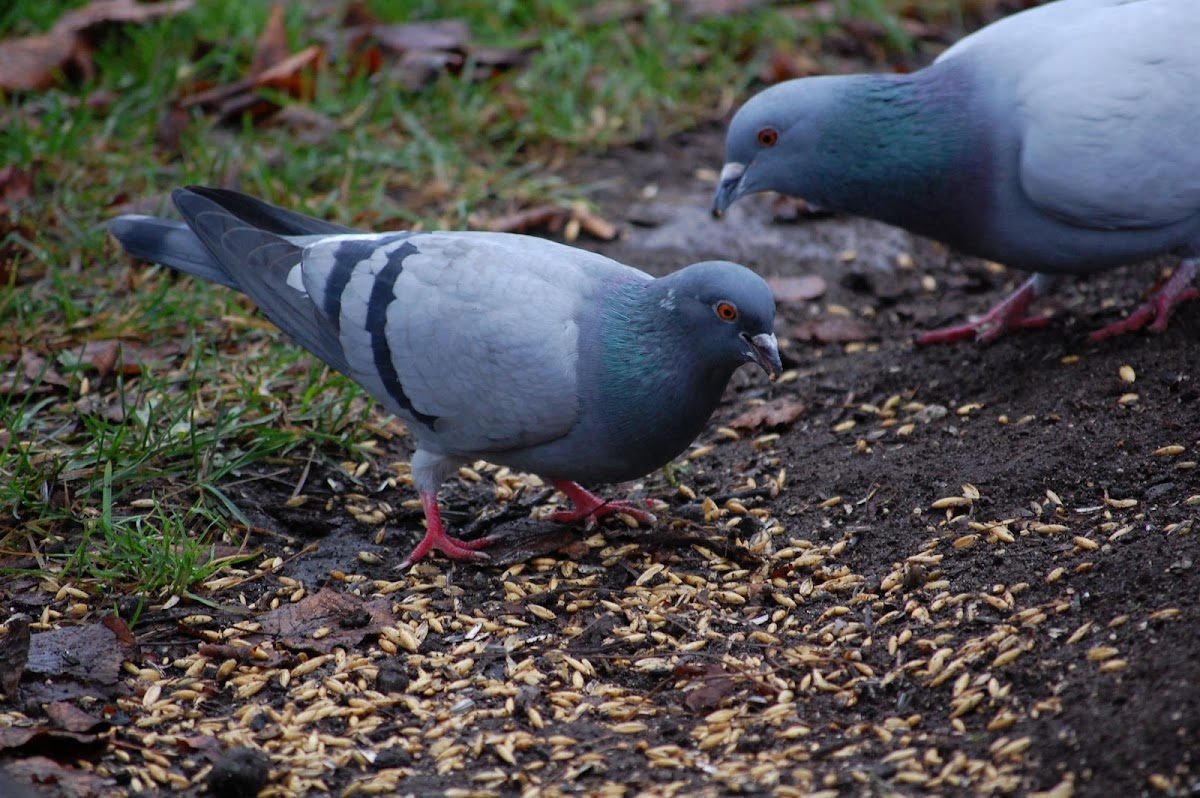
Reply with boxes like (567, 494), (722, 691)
(711, 162), (746, 219)
(743, 331), (782, 380)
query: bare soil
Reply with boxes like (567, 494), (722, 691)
(2, 125), (1198, 798)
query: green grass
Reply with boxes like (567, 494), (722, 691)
(0, 0), (946, 615)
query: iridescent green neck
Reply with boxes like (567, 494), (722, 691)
(809, 67), (987, 243)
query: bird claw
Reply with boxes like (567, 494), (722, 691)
(550, 499), (656, 528)
(1088, 285), (1199, 342)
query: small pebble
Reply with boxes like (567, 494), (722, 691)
(205, 746), (270, 798)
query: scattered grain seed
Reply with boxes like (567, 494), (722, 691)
(1099, 659), (1128, 673)
(1087, 646), (1119, 661)
(528, 604), (557, 622)
(1148, 608), (1181, 621)
(931, 496), (972, 509)
(1152, 444), (1185, 456)
(1148, 773), (1173, 791)
(992, 648), (1022, 668)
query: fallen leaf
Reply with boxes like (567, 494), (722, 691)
(471, 205), (565, 235)
(99, 614), (136, 646)
(372, 19), (470, 54)
(0, 617), (31, 698)
(682, 663), (737, 713)
(0, 0), (192, 92)
(572, 206), (619, 241)
(0, 165), (34, 215)
(767, 275), (827, 303)
(51, 0), (194, 35)
(44, 702), (109, 735)
(1, 757), (107, 798)
(25, 620), (138, 686)
(730, 397), (806, 432)
(0, 350), (69, 395)
(248, 3), (289, 77)
(71, 340), (180, 379)
(470, 205), (618, 241)
(0, 727), (105, 757)
(185, 45), (324, 123)
(792, 316), (877, 343)
(257, 587), (395, 653)
(154, 103), (190, 157)
(0, 31), (90, 92)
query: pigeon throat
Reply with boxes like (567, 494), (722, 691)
(807, 68), (988, 244)
(591, 283), (736, 456)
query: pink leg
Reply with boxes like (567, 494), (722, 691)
(548, 480), (656, 530)
(916, 275), (1054, 345)
(1088, 259), (1199, 342)
(398, 491), (493, 569)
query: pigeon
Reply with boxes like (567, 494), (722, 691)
(110, 187), (781, 568)
(713, 0), (1200, 344)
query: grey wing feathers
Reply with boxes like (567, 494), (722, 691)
(108, 215), (241, 290)
(296, 231), (601, 455)
(170, 189), (357, 376)
(1015, 3), (1200, 229)
(117, 187), (357, 376)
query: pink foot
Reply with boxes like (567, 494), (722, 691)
(917, 275), (1052, 345)
(548, 480), (656, 530)
(398, 492), (493, 569)
(1088, 260), (1199, 342)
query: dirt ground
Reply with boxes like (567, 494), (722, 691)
(2, 124), (1198, 798)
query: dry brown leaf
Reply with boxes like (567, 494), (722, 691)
(0, 32), (90, 92)
(472, 205), (566, 234)
(574, 207), (619, 241)
(0, 165), (34, 216)
(248, 3), (289, 76)
(372, 19), (470, 54)
(51, 0), (194, 36)
(767, 275), (827, 303)
(793, 316), (877, 343)
(0, 350), (69, 395)
(185, 44), (323, 122)
(43, 702), (109, 735)
(0, 0), (191, 92)
(2, 756), (107, 798)
(0, 617), (30, 698)
(470, 205), (618, 241)
(257, 587), (395, 654)
(682, 663), (737, 713)
(729, 397), (806, 432)
(154, 103), (190, 156)
(25, 621), (138, 686)
(72, 339), (180, 379)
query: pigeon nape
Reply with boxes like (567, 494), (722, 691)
(111, 187), (781, 569)
(713, 0), (1200, 344)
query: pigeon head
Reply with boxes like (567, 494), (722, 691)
(712, 76), (851, 217)
(659, 260), (781, 379)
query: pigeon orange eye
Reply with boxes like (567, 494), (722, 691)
(757, 128), (778, 147)
(715, 301), (738, 321)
